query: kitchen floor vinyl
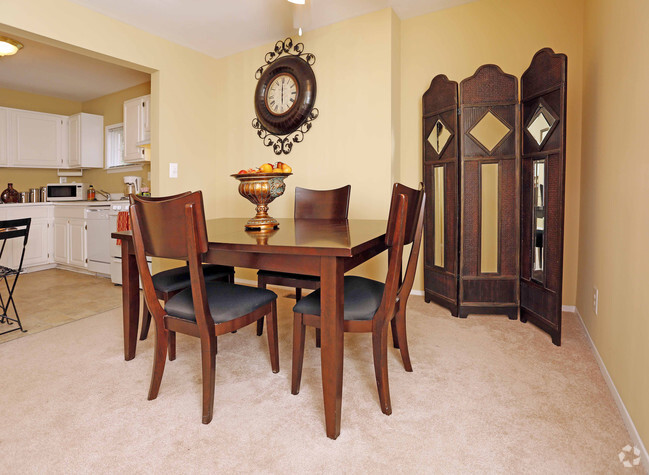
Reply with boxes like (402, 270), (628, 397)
(0, 269), (121, 344)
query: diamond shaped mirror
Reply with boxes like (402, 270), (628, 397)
(427, 120), (452, 156)
(526, 104), (557, 146)
(468, 111), (511, 153)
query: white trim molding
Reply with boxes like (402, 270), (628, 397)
(573, 307), (648, 473)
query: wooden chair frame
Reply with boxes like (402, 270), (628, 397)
(291, 183), (426, 415)
(130, 192), (279, 424)
(257, 184), (351, 346)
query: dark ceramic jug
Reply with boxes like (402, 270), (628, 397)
(1, 183), (20, 203)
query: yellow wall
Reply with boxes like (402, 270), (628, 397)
(1, 0), (221, 217)
(82, 82), (151, 193)
(399, 0), (584, 304)
(579, 0), (649, 448)
(213, 9), (396, 282)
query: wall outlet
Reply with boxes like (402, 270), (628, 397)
(593, 287), (599, 315)
(169, 163), (178, 178)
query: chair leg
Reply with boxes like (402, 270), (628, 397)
(168, 331), (176, 361)
(291, 313), (306, 395)
(372, 324), (392, 415)
(266, 301), (280, 373)
(390, 317), (399, 349)
(394, 308), (412, 372)
(140, 304), (152, 341)
(295, 287), (302, 300)
(147, 325), (168, 401)
(200, 335), (218, 424)
(256, 280), (266, 336)
(315, 328), (321, 348)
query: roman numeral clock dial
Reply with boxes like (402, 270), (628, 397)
(252, 38), (318, 155)
(266, 74), (298, 115)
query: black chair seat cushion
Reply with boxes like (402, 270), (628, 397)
(152, 264), (234, 294)
(257, 270), (320, 283)
(293, 276), (385, 321)
(165, 282), (277, 324)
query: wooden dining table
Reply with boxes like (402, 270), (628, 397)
(112, 217), (388, 439)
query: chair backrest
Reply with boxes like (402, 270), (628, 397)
(130, 192), (208, 260)
(385, 183), (426, 305)
(386, 183), (424, 246)
(130, 192), (213, 333)
(374, 193), (408, 328)
(294, 185), (351, 219)
(0, 218), (31, 268)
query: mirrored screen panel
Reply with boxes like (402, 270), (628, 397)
(469, 111), (511, 153)
(532, 159), (545, 282)
(527, 104), (556, 146)
(427, 120), (452, 156)
(480, 163), (499, 273)
(434, 166), (445, 267)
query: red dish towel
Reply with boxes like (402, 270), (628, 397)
(116, 211), (130, 246)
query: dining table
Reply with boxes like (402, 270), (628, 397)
(112, 216), (388, 439)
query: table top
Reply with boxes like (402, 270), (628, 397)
(113, 217), (388, 258)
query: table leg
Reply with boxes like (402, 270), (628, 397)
(319, 256), (344, 439)
(121, 242), (140, 361)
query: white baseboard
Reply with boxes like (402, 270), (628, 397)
(561, 305), (576, 313)
(574, 306), (648, 473)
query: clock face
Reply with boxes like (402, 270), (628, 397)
(265, 73), (298, 116)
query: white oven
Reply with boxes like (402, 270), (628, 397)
(109, 200), (151, 286)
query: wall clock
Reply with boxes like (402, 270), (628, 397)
(252, 38), (319, 155)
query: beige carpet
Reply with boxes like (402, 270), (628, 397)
(0, 291), (643, 473)
(0, 269), (121, 344)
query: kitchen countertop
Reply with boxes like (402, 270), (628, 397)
(0, 199), (127, 207)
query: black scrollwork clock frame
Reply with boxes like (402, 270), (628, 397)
(252, 38), (318, 155)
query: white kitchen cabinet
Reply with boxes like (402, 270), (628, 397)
(13, 218), (51, 268)
(53, 207), (87, 270)
(0, 108), (7, 166)
(123, 95), (150, 162)
(53, 218), (69, 264)
(68, 218), (86, 267)
(0, 208), (11, 269)
(8, 109), (68, 168)
(67, 113), (104, 168)
(2, 205), (54, 271)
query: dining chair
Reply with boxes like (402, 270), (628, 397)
(133, 193), (235, 359)
(129, 191), (279, 424)
(0, 218), (31, 336)
(256, 184), (351, 347)
(291, 183), (425, 415)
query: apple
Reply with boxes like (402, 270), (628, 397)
(238, 169), (247, 174)
(259, 163), (273, 173)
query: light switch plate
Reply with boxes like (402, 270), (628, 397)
(169, 163), (178, 178)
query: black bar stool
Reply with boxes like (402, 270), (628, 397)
(0, 218), (31, 336)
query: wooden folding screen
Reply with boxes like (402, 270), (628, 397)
(519, 49), (567, 345)
(422, 76), (460, 316)
(459, 65), (519, 320)
(422, 48), (567, 345)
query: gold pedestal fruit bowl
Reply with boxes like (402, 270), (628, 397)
(232, 172), (291, 230)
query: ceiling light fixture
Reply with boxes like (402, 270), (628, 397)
(288, 0), (305, 4)
(0, 36), (23, 57)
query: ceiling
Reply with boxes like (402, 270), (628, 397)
(66, 0), (477, 59)
(0, 32), (150, 102)
(1, 0), (475, 102)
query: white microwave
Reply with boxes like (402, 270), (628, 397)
(46, 183), (89, 201)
